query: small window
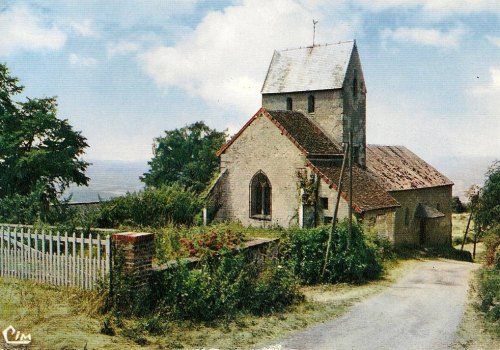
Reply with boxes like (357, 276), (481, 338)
(436, 203), (440, 211)
(320, 197), (328, 209)
(250, 171), (271, 220)
(308, 95), (315, 113)
(286, 97), (293, 110)
(323, 216), (333, 224)
(404, 207), (410, 226)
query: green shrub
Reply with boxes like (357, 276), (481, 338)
(282, 220), (382, 284)
(96, 184), (202, 228)
(478, 265), (500, 328)
(150, 251), (301, 321)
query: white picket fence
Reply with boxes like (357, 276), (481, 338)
(0, 224), (115, 290)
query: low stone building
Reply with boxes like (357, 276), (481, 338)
(207, 41), (452, 246)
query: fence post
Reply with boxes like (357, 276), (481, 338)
(111, 232), (154, 290)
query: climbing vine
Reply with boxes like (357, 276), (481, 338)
(297, 169), (319, 206)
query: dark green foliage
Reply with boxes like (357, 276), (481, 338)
(451, 196), (467, 213)
(476, 161), (500, 229)
(0, 181), (76, 224)
(142, 121), (227, 193)
(95, 185), (203, 228)
(110, 246), (302, 322)
(150, 254), (301, 321)
(0, 63), (89, 202)
(282, 220), (382, 284)
(478, 264), (500, 331)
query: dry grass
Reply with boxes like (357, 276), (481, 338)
(0, 259), (419, 350)
(453, 270), (500, 350)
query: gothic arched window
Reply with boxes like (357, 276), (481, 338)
(286, 97), (293, 111)
(250, 171), (271, 219)
(308, 95), (315, 113)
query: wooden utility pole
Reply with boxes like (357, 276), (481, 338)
(348, 131), (353, 243)
(323, 143), (349, 276)
(460, 210), (473, 251)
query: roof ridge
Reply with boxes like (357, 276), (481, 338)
(279, 40), (354, 52)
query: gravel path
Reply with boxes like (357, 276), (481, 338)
(262, 260), (480, 350)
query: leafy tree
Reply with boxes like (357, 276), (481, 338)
(0, 63), (89, 204)
(451, 196), (466, 213)
(142, 121), (226, 193)
(476, 161), (500, 229)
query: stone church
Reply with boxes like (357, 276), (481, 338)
(207, 41), (453, 246)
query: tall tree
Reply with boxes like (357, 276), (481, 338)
(142, 122), (227, 193)
(0, 63), (89, 202)
(476, 161), (500, 229)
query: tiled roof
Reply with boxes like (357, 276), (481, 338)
(261, 41), (355, 94)
(308, 159), (400, 213)
(415, 204), (445, 219)
(266, 110), (342, 155)
(366, 145), (453, 191)
(217, 108), (342, 156)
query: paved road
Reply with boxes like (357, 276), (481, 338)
(262, 260), (479, 350)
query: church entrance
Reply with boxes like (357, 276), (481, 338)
(419, 219), (426, 245)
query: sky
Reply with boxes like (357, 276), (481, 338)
(1, 0), (499, 170)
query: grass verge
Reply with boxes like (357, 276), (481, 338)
(453, 269), (500, 350)
(0, 259), (418, 350)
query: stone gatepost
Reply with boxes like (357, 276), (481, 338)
(111, 232), (155, 289)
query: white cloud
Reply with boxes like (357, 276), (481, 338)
(71, 19), (99, 37)
(69, 53), (98, 66)
(381, 26), (465, 48)
(356, 0), (500, 14)
(107, 41), (141, 57)
(0, 4), (66, 55)
(139, 0), (359, 116)
(486, 35), (500, 47)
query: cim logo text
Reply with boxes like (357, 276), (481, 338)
(1, 325), (32, 348)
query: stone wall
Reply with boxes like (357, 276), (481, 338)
(342, 45), (367, 167)
(217, 113), (307, 227)
(390, 186), (452, 246)
(262, 90), (344, 144)
(362, 209), (397, 243)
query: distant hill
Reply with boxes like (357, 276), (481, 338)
(63, 156), (496, 204)
(432, 155), (496, 201)
(63, 160), (148, 203)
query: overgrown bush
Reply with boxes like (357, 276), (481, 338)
(281, 220), (383, 284)
(95, 184), (202, 228)
(153, 223), (282, 264)
(0, 186), (76, 225)
(153, 254), (301, 321)
(478, 265), (500, 331)
(111, 248), (302, 322)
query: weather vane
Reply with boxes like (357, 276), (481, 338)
(312, 19), (318, 46)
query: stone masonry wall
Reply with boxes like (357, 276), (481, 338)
(342, 45), (367, 167)
(217, 113), (307, 227)
(262, 90), (344, 144)
(390, 186), (452, 246)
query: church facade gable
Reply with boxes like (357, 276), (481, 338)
(217, 111), (307, 227)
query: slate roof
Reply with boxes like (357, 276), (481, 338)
(261, 41), (355, 94)
(366, 145), (453, 191)
(217, 108), (342, 156)
(308, 159), (400, 213)
(415, 203), (445, 219)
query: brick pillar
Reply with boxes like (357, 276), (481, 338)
(111, 232), (154, 289)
